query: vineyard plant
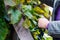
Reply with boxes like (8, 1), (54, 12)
(0, 0), (53, 40)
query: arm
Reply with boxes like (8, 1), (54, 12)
(38, 18), (60, 38)
(49, 0), (60, 38)
(48, 21), (60, 38)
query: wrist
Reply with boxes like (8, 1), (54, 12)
(46, 21), (49, 29)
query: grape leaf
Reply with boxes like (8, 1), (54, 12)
(0, 19), (9, 40)
(8, 9), (22, 24)
(4, 0), (16, 6)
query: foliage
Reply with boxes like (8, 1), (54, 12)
(8, 9), (22, 24)
(5, 0), (52, 40)
(0, 0), (9, 40)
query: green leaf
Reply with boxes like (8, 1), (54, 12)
(24, 11), (33, 19)
(0, 0), (9, 40)
(0, 19), (9, 40)
(23, 19), (31, 29)
(13, 0), (21, 5)
(22, 5), (32, 12)
(9, 9), (22, 24)
(4, 0), (16, 6)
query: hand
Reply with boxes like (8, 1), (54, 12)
(38, 18), (49, 29)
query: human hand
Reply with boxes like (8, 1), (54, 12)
(38, 18), (49, 29)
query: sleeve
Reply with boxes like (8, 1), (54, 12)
(48, 21), (60, 38)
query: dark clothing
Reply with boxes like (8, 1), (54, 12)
(40, 0), (54, 7)
(47, 0), (60, 40)
(52, 0), (60, 21)
(56, 6), (60, 20)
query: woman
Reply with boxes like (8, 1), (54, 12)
(38, 0), (60, 40)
